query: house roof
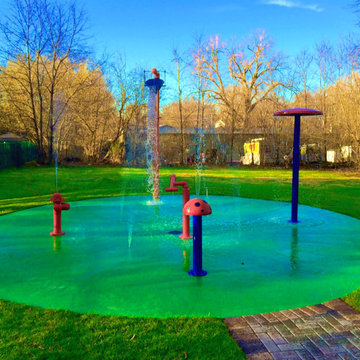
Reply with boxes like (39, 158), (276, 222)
(159, 125), (179, 134)
(159, 124), (264, 135)
(0, 132), (27, 142)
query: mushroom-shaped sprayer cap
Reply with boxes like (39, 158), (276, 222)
(273, 108), (323, 117)
(50, 193), (65, 203)
(183, 198), (212, 216)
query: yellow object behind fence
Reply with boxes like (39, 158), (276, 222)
(244, 141), (260, 154)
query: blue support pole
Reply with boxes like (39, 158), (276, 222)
(188, 216), (207, 276)
(291, 114), (301, 223)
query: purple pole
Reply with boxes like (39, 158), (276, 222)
(291, 114), (301, 223)
(273, 108), (322, 223)
(189, 216), (207, 277)
(183, 198), (211, 277)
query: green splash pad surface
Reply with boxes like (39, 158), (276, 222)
(1, 195), (360, 318)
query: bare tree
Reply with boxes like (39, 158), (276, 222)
(315, 41), (335, 161)
(336, 33), (360, 76)
(228, 31), (286, 125)
(104, 60), (146, 164)
(191, 36), (210, 166)
(172, 49), (186, 164)
(293, 50), (314, 107)
(195, 31), (287, 163)
(0, 0), (89, 164)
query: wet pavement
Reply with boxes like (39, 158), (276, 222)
(224, 299), (360, 359)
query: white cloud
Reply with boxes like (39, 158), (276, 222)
(262, 0), (323, 12)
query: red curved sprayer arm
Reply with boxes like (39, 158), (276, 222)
(165, 174), (178, 192)
(165, 174), (189, 197)
(173, 181), (189, 190)
(165, 174), (191, 239)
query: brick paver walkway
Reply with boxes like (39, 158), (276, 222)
(224, 299), (360, 359)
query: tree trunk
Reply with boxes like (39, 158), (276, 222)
(48, 87), (55, 165)
(175, 60), (185, 165)
(230, 111), (235, 164)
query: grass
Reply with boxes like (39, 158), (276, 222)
(1, 164), (360, 358)
(2, 165), (360, 218)
(0, 300), (241, 360)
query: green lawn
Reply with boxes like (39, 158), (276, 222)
(1, 165), (360, 359)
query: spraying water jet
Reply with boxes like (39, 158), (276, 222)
(144, 68), (164, 201)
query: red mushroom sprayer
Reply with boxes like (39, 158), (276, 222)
(165, 174), (192, 239)
(50, 193), (70, 236)
(183, 198), (212, 276)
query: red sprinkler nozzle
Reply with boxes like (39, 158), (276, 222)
(50, 193), (70, 236)
(151, 68), (160, 79)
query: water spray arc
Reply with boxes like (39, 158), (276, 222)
(144, 68), (164, 201)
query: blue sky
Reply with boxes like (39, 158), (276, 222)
(0, 0), (357, 99)
(84, 0), (357, 68)
(79, 0), (359, 100)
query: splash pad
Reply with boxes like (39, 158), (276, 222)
(1, 195), (360, 318)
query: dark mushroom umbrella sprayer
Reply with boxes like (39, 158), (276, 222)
(273, 108), (322, 223)
(183, 198), (212, 276)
